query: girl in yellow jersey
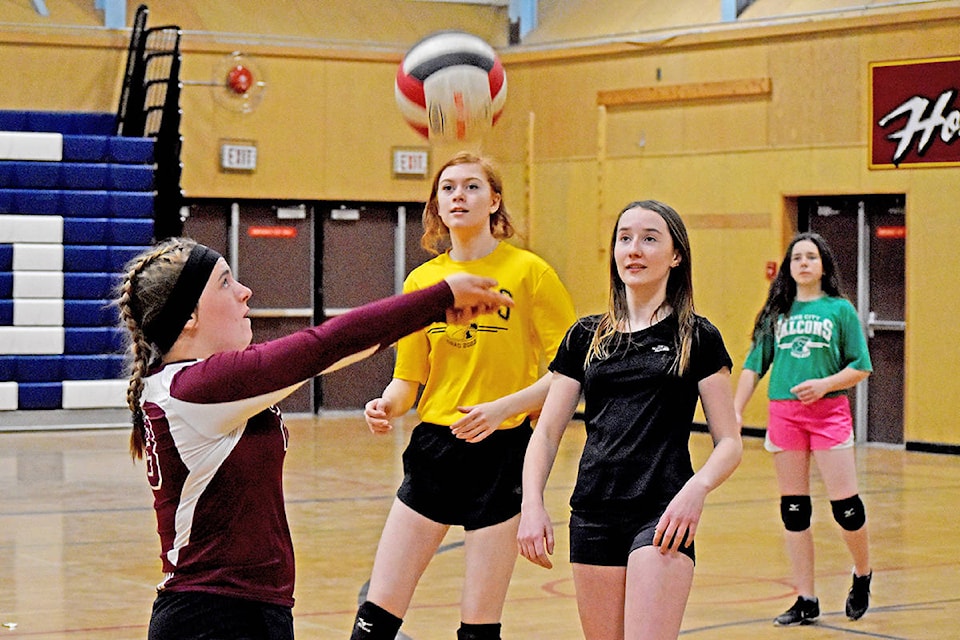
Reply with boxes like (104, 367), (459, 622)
(349, 152), (576, 640)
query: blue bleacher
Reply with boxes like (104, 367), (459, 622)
(0, 299), (116, 325)
(0, 109), (155, 411)
(0, 110), (115, 136)
(64, 327), (126, 354)
(0, 354), (125, 381)
(62, 135), (154, 164)
(63, 219), (154, 245)
(62, 245), (144, 272)
(0, 161), (154, 191)
(18, 382), (62, 410)
(0, 110), (154, 164)
(64, 300), (118, 325)
(0, 189), (153, 217)
(28, 111), (115, 135)
(63, 273), (120, 299)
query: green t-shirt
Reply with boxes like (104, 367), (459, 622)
(744, 296), (872, 400)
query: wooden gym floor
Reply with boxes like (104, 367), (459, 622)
(1, 410), (958, 639)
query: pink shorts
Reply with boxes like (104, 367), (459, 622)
(765, 397), (854, 452)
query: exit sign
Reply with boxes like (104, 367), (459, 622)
(220, 140), (257, 172)
(392, 147), (429, 178)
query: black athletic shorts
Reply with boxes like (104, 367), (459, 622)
(569, 509), (696, 566)
(397, 419), (531, 531)
(149, 590), (293, 640)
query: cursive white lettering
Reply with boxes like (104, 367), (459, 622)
(878, 89), (959, 166)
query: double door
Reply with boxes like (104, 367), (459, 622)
(318, 204), (432, 409)
(184, 200), (430, 413)
(184, 200), (315, 413)
(799, 194), (906, 444)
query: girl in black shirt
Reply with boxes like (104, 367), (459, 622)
(517, 201), (742, 640)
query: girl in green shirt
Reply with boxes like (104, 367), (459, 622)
(734, 232), (874, 626)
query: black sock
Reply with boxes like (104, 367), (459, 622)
(457, 622), (502, 640)
(350, 601), (402, 640)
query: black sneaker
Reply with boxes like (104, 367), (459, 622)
(846, 570), (872, 620)
(774, 596), (820, 626)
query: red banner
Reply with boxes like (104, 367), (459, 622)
(870, 56), (960, 169)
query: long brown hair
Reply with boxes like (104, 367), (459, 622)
(420, 151), (515, 255)
(114, 238), (197, 459)
(750, 231), (845, 342)
(585, 200), (696, 375)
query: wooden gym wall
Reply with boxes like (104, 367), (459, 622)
(489, 7), (960, 447)
(0, 2), (957, 447)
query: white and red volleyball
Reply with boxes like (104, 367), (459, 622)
(395, 31), (507, 143)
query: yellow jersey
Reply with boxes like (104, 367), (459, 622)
(395, 242), (576, 428)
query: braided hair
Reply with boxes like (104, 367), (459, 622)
(114, 238), (197, 459)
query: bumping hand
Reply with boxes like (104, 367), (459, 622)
(443, 273), (513, 324)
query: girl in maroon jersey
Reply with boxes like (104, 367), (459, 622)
(116, 237), (511, 640)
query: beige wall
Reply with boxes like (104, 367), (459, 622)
(489, 8), (960, 446)
(0, 3), (957, 446)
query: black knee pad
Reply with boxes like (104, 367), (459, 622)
(780, 495), (812, 532)
(350, 601), (402, 640)
(831, 494), (866, 531)
(458, 622), (502, 640)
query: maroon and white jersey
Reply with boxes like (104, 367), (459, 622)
(140, 281), (454, 607)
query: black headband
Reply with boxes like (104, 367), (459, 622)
(142, 244), (222, 353)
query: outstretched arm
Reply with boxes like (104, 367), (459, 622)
(444, 273), (514, 324)
(174, 277), (511, 403)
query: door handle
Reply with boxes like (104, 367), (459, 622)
(866, 310), (905, 338)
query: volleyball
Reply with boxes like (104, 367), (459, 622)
(395, 31), (507, 143)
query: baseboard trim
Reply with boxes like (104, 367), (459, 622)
(905, 441), (960, 456)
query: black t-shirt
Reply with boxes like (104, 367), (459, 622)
(550, 313), (732, 517)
